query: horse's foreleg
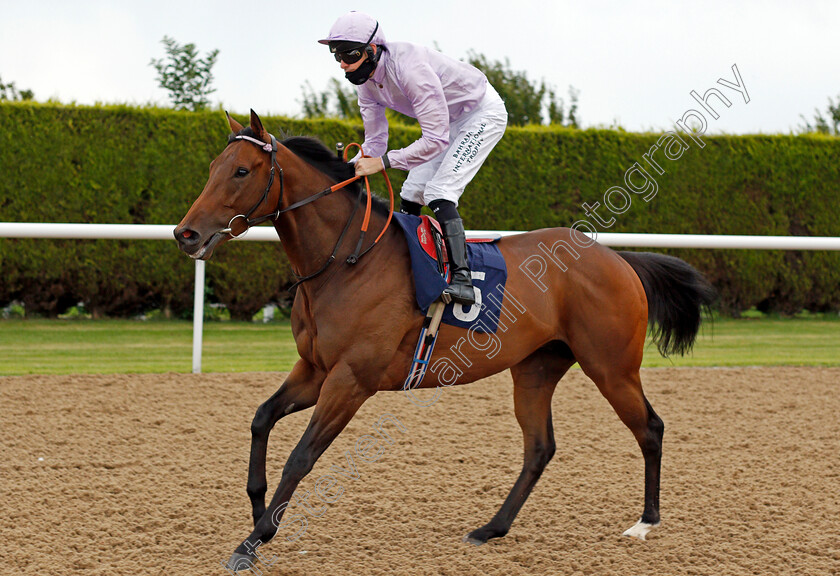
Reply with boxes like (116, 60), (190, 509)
(228, 363), (371, 571)
(464, 351), (573, 545)
(247, 360), (325, 527)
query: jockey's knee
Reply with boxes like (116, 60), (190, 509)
(399, 198), (422, 216)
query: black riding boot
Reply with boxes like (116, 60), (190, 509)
(440, 218), (476, 306)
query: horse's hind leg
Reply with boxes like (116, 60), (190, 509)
(581, 364), (664, 540)
(247, 360), (325, 526)
(625, 394), (664, 540)
(464, 347), (574, 545)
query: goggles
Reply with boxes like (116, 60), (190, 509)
(333, 48), (366, 64)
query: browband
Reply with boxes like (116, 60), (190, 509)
(233, 134), (274, 152)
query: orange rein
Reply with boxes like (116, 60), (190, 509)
(329, 143), (394, 247)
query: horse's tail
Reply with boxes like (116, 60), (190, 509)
(618, 251), (717, 357)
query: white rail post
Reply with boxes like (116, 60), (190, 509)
(192, 259), (205, 374)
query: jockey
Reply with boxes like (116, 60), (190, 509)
(319, 11), (508, 306)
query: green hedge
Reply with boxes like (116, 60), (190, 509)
(1, 102), (838, 317)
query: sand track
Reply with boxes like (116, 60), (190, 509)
(2, 367), (839, 575)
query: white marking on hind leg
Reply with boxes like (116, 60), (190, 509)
(622, 519), (659, 541)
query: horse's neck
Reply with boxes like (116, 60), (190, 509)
(272, 166), (388, 286)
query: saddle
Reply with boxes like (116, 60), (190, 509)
(416, 216), (447, 279)
(415, 215), (500, 274)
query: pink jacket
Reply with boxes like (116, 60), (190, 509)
(357, 42), (488, 171)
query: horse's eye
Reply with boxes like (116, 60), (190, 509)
(235, 167), (249, 178)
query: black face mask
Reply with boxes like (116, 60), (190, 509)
(345, 57), (377, 85)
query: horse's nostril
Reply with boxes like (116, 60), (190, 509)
(175, 227), (200, 246)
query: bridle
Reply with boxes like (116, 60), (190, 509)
(221, 133), (393, 291)
(219, 134), (284, 238)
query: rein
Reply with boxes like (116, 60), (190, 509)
(225, 134), (394, 291)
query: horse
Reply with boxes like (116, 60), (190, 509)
(174, 110), (715, 570)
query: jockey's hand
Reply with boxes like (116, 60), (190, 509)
(355, 157), (385, 177)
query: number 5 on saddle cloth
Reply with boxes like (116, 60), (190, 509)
(392, 213), (508, 394)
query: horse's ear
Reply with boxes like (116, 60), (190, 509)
(226, 111), (244, 134)
(250, 109), (270, 143)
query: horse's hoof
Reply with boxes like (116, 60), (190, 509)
(462, 534), (486, 546)
(462, 524), (507, 546)
(225, 552), (258, 572)
(622, 519), (659, 541)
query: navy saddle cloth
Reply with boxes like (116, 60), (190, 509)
(393, 213), (508, 334)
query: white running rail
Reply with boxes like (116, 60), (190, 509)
(3, 222), (839, 373)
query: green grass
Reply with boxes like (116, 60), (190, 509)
(0, 319), (298, 375)
(642, 316), (840, 367)
(0, 316), (838, 376)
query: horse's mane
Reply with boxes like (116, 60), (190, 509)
(282, 135), (392, 217)
(229, 128), (391, 217)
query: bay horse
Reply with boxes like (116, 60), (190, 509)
(174, 111), (715, 570)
